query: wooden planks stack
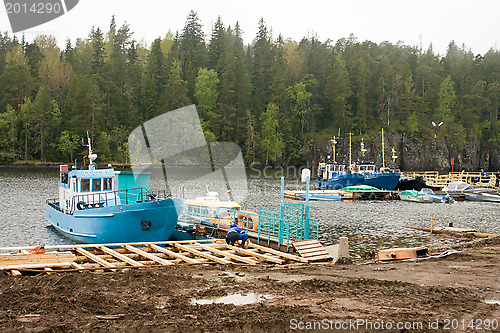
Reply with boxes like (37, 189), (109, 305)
(292, 240), (333, 262)
(0, 239), (310, 276)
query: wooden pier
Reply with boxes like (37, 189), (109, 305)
(284, 189), (398, 201)
(0, 239), (310, 276)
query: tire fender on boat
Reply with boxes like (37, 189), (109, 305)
(76, 201), (86, 210)
(368, 192), (376, 200)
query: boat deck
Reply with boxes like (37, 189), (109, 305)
(0, 239), (310, 276)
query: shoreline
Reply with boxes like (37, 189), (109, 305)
(1, 236), (498, 332)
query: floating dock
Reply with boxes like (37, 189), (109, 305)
(0, 239), (313, 276)
(284, 190), (398, 201)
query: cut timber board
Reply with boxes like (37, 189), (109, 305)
(244, 242), (309, 263)
(100, 246), (144, 267)
(0, 239), (319, 275)
(149, 244), (201, 265)
(0, 252), (76, 269)
(76, 248), (116, 268)
(226, 245), (285, 264)
(124, 245), (173, 266)
(174, 243), (231, 265)
(292, 240), (332, 262)
(198, 244), (258, 265)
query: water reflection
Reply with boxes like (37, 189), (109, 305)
(0, 166), (498, 260)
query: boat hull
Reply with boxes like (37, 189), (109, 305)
(464, 193), (500, 203)
(317, 172), (400, 191)
(46, 198), (185, 243)
(400, 194), (434, 203)
(397, 176), (426, 191)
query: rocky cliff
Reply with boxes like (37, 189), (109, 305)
(316, 133), (500, 172)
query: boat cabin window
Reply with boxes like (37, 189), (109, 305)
(103, 178), (112, 191)
(81, 179), (90, 192)
(358, 165), (375, 173)
(92, 178), (102, 192)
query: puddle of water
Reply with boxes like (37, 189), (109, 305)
(191, 293), (274, 305)
(484, 300), (500, 305)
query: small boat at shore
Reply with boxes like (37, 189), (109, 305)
(441, 181), (500, 203)
(399, 190), (434, 203)
(420, 188), (455, 203)
(45, 135), (184, 243)
(464, 192), (500, 203)
(400, 188), (454, 203)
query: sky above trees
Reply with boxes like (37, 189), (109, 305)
(2, 0), (500, 56)
(1, 10), (499, 167)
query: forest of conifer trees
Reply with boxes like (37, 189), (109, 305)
(0, 10), (499, 166)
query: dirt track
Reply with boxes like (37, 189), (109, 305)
(0, 237), (499, 332)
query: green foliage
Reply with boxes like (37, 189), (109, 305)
(0, 14), (499, 166)
(259, 103), (284, 164)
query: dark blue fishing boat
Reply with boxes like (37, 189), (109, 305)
(316, 131), (400, 191)
(316, 162), (400, 190)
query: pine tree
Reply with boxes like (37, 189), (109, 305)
(194, 68), (219, 140)
(33, 85), (52, 160)
(142, 38), (167, 119)
(325, 48), (352, 131)
(252, 19), (273, 120)
(259, 102), (284, 164)
(179, 10), (207, 101)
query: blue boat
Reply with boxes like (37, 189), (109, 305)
(45, 136), (184, 244)
(317, 132), (400, 191)
(317, 162), (400, 191)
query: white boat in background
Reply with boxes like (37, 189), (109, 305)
(464, 192), (500, 203)
(399, 190), (434, 203)
(399, 189), (454, 203)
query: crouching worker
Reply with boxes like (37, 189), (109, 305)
(226, 223), (248, 248)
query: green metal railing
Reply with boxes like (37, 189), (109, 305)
(180, 202), (319, 250)
(180, 176), (319, 250)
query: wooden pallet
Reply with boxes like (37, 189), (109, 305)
(0, 239), (309, 276)
(292, 240), (333, 262)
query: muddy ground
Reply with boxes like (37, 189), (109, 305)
(0, 236), (499, 332)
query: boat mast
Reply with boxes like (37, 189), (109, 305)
(330, 136), (337, 163)
(86, 132), (98, 170)
(381, 128), (385, 169)
(360, 138), (367, 156)
(349, 132), (352, 172)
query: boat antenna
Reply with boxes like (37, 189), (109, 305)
(330, 136), (337, 163)
(85, 131), (98, 170)
(392, 147), (398, 164)
(360, 138), (367, 156)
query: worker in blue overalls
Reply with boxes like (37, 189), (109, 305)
(225, 222), (248, 248)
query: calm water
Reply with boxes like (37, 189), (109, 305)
(1, 167), (499, 260)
